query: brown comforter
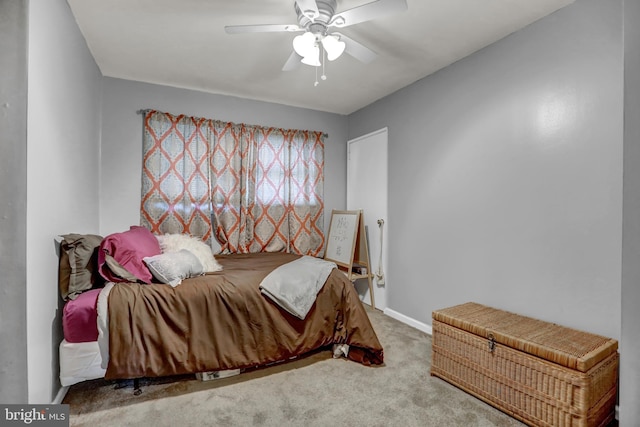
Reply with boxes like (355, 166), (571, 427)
(105, 252), (384, 379)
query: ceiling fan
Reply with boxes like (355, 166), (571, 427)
(224, 0), (408, 72)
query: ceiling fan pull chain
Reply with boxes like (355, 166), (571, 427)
(314, 63), (319, 86)
(321, 44), (327, 81)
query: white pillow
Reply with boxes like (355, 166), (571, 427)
(156, 234), (223, 273)
(143, 249), (204, 287)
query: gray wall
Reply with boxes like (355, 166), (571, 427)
(621, 0), (640, 423)
(0, 0), (29, 404)
(350, 0), (638, 420)
(349, 0), (623, 340)
(26, 0), (102, 403)
(99, 78), (348, 237)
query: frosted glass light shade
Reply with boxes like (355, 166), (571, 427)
(321, 34), (346, 61)
(293, 32), (316, 57)
(301, 46), (321, 66)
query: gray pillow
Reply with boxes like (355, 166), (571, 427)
(143, 249), (204, 287)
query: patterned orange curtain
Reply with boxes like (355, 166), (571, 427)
(140, 111), (214, 243)
(211, 121), (325, 255)
(140, 110), (325, 256)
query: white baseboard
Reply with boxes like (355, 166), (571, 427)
(383, 308), (432, 335)
(52, 386), (69, 405)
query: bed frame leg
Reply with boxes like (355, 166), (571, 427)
(113, 378), (143, 396)
(133, 378), (142, 396)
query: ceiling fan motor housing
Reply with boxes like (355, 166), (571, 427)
(295, 0), (337, 34)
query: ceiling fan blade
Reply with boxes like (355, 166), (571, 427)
(295, 0), (320, 21)
(329, 0), (407, 28)
(335, 33), (378, 64)
(282, 51), (303, 71)
(225, 24), (302, 34)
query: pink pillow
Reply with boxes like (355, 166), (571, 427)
(62, 288), (101, 343)
(98, 226), (161, 283)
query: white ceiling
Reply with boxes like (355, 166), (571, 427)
(66, 0), (575, 115)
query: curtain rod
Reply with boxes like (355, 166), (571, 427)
(136, 109), (328, 138)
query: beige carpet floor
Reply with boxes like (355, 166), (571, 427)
(63, 306), (526, 427)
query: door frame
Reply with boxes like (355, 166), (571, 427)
(346, 127), (388, 309)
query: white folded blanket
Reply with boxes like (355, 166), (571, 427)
(260, 255), (337, 319)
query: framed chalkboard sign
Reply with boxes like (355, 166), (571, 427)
(324, 210), (360, 268)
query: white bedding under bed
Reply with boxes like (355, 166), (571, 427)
(59, 340), (105, 387)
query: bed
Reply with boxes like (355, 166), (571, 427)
(58, 230), (384, 388)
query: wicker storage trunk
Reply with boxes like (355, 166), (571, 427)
(431, 302), (618, 427)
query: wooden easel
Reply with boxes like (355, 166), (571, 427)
(324, 209), (375, 309)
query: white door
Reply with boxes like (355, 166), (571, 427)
(347, 128), (388, 310)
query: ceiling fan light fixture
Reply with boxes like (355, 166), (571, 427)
(293, 31), (316, 57)
(301, 45), (321, 66)
(321, 34), (346, 61)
